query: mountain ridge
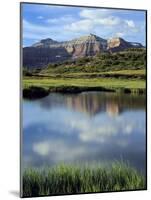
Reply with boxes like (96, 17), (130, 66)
(23, 34), (144, 68)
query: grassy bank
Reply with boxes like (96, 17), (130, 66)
(22, 163), (145, 197)
(23, 76), (145, 96)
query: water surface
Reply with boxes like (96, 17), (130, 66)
(23, 92), (146, 173)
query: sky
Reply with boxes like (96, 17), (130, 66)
(22, 3), (146, 47)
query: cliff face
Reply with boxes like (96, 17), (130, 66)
(63, 34), (107, 58)
(107, 37), (143, 53)
(23, 34), (143, 68)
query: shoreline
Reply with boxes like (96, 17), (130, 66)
(23, 74), (146, 99)
(23, 85), (145, 99)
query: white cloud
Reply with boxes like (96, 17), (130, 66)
(23, 18), (87, 43)
(115, 32), (125, 37)
(80, 9), (112, 19)
(64, 8), (138, 37)
(64, 16), (120, 33)
(79, 125), (117, 143)
(62, 112), (145, 144)
(64, 8), (143, 41)
(37, 16), (44, 19)
(110, 22), (140, 39)
(125, 20), (135, 28)
(46, 15), (75, 24)
(30, 111), (145, 164)
(33, 140), (87, 162)
(96, 16), (121, 26)
(24, 8), (125, 41)
(65, 19), (93, 32)
(33, 141), (50, 156)
(23, 7), (145, 45)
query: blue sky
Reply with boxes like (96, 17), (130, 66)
(22, 3), (146, 47)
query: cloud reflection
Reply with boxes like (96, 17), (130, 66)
(23, 92), (146, 172)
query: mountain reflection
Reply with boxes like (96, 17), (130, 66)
(23, 91), (146, 172)
(38, 92), (145, 116)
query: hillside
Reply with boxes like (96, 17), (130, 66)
(23, 34), (144, 68)
(38, 48), (146, 75)
(23, 46), (146, 97)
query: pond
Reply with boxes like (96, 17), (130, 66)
(22, 92), (146, 173)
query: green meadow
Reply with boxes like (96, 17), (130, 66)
(23, 72), (145, 95)
(23, 48), (146, 95)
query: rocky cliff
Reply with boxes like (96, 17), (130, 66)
(23, 34), (143, 68)
(107, 37), (143, 53)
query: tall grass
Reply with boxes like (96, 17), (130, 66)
(23, 77), (145, 90)
(22, 162), (145, 197)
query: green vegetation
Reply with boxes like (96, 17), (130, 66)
(41, 48), (146, 74)
(34, 69), (145, 79)
(23, 76), (145, 94)
(23, 67), (33, 76)
(22, 162), (145, 197)
(23, 48), (146, 97)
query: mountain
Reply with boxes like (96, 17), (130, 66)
(107, 37), (143, 52)
(23, 34), (144, 68)
(61, 34), (107, 58)
(32, 38), (59, 47)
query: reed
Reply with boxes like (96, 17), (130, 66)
(22, 162), (145, 197)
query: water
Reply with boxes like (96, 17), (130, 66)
(22, 92), (146, 173)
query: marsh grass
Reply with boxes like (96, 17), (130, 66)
(23, 76), (145, 94)
(22, 162), (145, 197)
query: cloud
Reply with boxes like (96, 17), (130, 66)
(23, 18), (86, 43)
(96, 16), (121, 26)
(125, 20), (135, 28)
(33, 141), (50, 156)
(115, 32), (125, 37)
(46, 15), (75, 24)
(33, 140), (88, 162)
(64, 8), (141, 39)
(65, 19), (93, 32)
(62, 111), (145, 144)
(64, 17), (121, 34)
(37, 16), (44, 19)
(23, 6), (145, 45)
(80, 9), (112, 19)
(29, 111), (145, 164)
(23, 100), (145, 167)
(64, 9), (121, 33)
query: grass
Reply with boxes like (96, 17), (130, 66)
(103, 69), (145, 75)
(23, 69), (146, 98)
(36, 69), (146, 80)
(23, 76), (145, 93)
(22, 162), (146, 197)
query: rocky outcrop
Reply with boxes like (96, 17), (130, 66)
(107, 37), (143, 53)
(23, 34), (143, 68)
(62, 34), (107, 58)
